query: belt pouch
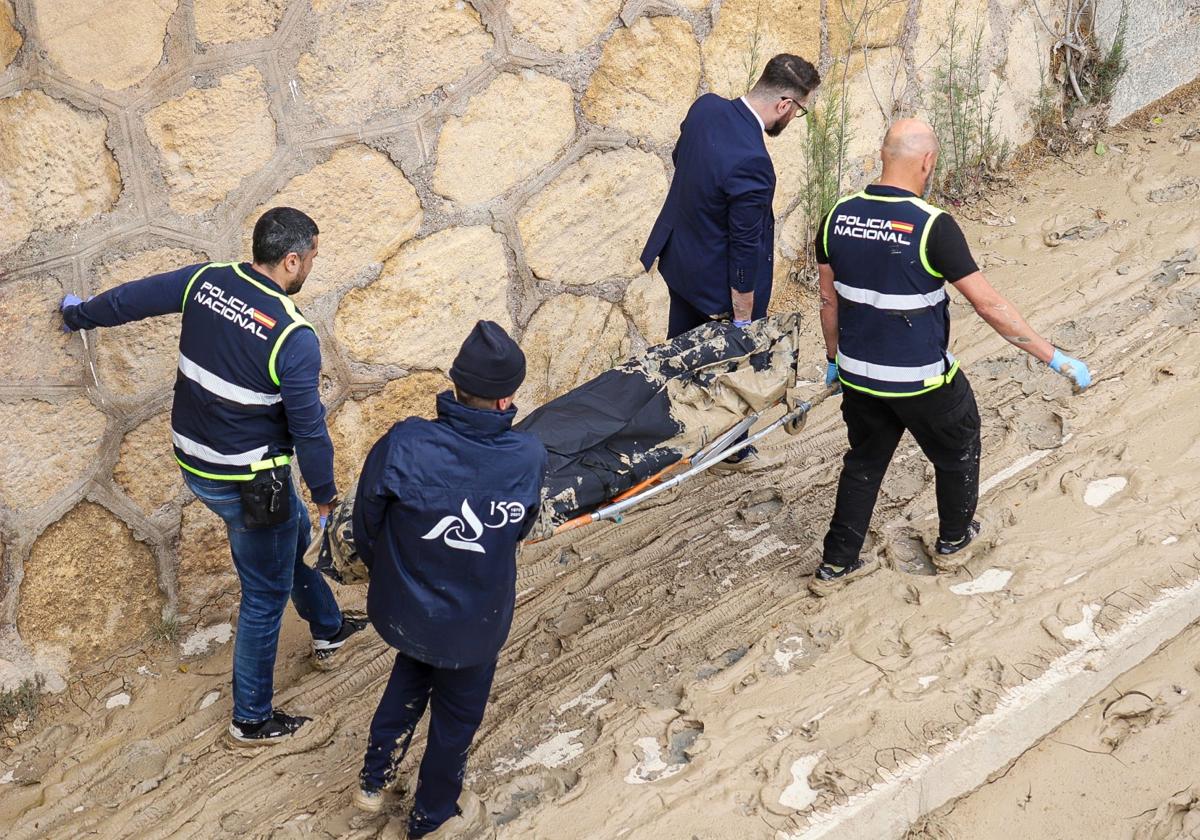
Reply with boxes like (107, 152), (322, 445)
(240, 465), (292, 528)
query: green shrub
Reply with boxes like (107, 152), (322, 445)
(0, 674), (45, 728)
(799, 61), (853, 274)
(925, 0), (1010, 201)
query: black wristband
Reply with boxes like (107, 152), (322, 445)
(826, 355), (836, 364)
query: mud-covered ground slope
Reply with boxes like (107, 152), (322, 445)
(3, 99), (1200, 840)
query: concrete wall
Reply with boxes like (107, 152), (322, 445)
(0, 0), (1107, 685)
(1095, 0), (1200, 124)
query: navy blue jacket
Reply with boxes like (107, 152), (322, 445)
(640, 94), (776, 319)
(353, 392), (547, 669)
(62, 263), (338, 502)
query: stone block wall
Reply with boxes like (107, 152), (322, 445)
(1095, 0), (1200, 124)
(0, 0), (1075, 685)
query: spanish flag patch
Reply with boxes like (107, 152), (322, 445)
(249, 309), (277, 330)
(889, 220), (915, 234)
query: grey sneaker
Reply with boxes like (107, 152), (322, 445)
(932, 521), (983, 571)
(936, 520), (981, 556)
(412, 790), (493, 839)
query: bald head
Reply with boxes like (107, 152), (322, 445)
(878, 119), (940, 196)
(882, 119), (940, 161)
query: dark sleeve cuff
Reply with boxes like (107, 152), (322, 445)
(307, 480), (338, 506)
(62, 304), (86, 330)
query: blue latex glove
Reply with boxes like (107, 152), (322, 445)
(1049, 349), (1092, 390)
(60, 293), (83, 332)
(732, 318), (751, 328)
(825, 358), (839, 387)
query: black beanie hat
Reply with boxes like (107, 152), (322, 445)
(449, 320), (526, 400)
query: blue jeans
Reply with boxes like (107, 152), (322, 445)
(361, 652), (497, 837)
(182, 470), (343, 723)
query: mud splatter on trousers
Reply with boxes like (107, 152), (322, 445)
(823, 372), (981, 565)
(361, 651), (496, 836)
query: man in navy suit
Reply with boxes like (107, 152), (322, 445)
(641, 53), (819, 466)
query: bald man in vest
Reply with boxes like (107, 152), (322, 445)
(811, 119), (1093, 592)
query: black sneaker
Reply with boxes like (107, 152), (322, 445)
(227, 709), (311, 746)
(936, 521), (981, 556)
(814, 557), (867, 582)
(312, 611), (369, 670)
(809, 555), (880, 596)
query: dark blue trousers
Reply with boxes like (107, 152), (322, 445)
(361, 651), (497, 837)
(182, 471), (342, 724)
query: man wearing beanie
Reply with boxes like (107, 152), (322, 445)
(350, 320), (547, 838)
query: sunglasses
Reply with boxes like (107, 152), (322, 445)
(781, 96), (809, 118)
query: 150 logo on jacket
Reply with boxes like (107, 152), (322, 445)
(421, 500), (527, 554)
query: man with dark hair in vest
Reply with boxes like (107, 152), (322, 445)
(60, 207), (367, 743)
(350, 321), (546, 839)
(640, 53), (820, 470)
(812, 119), (1093, 592)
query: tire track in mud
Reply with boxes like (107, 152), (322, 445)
(7, 643), (395, 840)
(3, 417), (858, 838)
(5, 239), (1197, 837)
(472, 248), (1200, 824)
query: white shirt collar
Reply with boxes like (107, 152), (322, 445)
(739, 96), (766, 132)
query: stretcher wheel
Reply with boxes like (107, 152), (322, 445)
(784, 409), (808, 436)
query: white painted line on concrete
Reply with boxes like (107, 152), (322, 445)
(786, 575), (1200, 840)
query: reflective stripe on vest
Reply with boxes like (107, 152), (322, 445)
(175, 454), (291, 482)
(837, 360), (960, 398)
(833, 281), (946, 311)
(178, 352), (283, 406)
(837, 350), (957, 383)
(172, 430), (269, 466)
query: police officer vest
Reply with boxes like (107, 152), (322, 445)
(171, 262), (314, 480)
(824, 188), (959, 397)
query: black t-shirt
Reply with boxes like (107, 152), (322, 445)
(814, 204), (979, 282)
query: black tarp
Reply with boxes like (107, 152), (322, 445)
(517, 314), (801, 536)
(304, 313), (801, 581)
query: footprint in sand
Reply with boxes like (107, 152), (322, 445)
(1083, 476), (1127, 507)
(1130, 785), (1200, 839)
(777, 753), (824, 810)
(1148, 177), (1200, 204)
(1099, 682), (1189, 750)
(949, 569), (1012, 596)
(624, 722), (702, 785)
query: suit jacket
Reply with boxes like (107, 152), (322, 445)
(640, 94), (776, 319)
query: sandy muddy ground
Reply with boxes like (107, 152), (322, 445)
(3, 100), (1200, 839)
(912, 621), (1200, 840)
